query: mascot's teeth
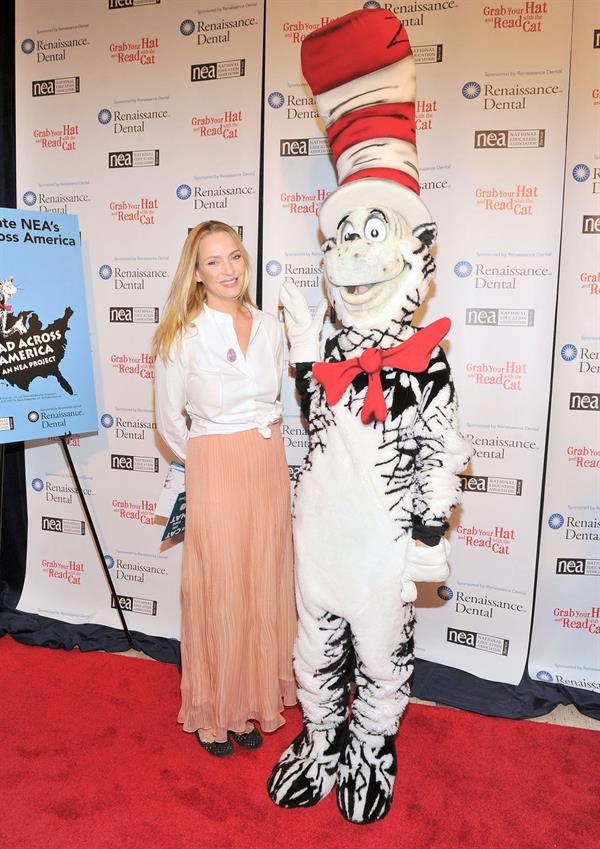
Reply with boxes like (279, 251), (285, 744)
(347, 284), (372, 295)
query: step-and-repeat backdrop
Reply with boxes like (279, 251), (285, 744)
(13, 1), (598, 692)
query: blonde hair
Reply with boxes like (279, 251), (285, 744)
(153, 220), (255, 360)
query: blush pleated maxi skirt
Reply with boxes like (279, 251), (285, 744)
(178, 425), (297, 742)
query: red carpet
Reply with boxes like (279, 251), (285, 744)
(0, 636), (597, 849)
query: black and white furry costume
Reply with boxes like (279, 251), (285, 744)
(267, 208), (471, 824)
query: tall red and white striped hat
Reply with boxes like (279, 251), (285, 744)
(301, 8), (430, 238)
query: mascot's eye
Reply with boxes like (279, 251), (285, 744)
(364, 216), (387, 242)
(341, 221), (357, 242)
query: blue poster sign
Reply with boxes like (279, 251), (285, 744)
(0, 208), (97, 443)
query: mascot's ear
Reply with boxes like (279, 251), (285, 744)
(412, 222), (438, 248)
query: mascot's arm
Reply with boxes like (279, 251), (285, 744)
(400, 347), (471, 603)
(280, 280), (328, 420)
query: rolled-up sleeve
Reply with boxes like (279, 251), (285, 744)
(154, 349), (189, 463)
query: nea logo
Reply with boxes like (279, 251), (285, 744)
(111, 453), (159, 472)
(191, 60), (245, 82)
(108, 150), (160, 169)
(570, 392), (599, 411)
(556, 558), (586, 575)
(32, 77), (80, 97)
(109, 151), (135, 168)
(109, 0), (160, 8)
(447, 627), (476, 647)
(41, 516), (85, 534)
(474, 130), (509, 148)
(280, 139), (309, 156)
(582, 215), (600, 234)
(109, 307), (159, 323)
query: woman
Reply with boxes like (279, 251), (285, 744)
(154, 220), (296, 757)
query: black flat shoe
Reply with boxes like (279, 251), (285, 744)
(195, 732), (234, 758)
(230, 723), (263, 749)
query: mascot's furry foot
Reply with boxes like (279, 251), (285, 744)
(267, 723), (348, 808)
(336, 728), (397, 825)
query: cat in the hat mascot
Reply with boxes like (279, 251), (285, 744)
(267, 8), (471, 825)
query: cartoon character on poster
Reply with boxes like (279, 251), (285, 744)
(267, 9), (471, 825)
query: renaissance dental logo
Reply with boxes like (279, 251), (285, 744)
(282, 422), (310, 451)
(475, 184), (540, 216)
(482, 2), (549, 33)
(184, 15), (258, 46)
(454, 260), (551, 290)
(556, 557), (600, 577)
(108, 149), (160, 169)
(104, 411), (156, 440)
(278, 260), (323, 289)
(110, 352), (155, 380)
(37, 479), (93, 504)
(456, 523), (516, 555)
(32, 76), (80, 97)
(446, 627), (510, 656)
(99, 262), (168, 291)
(23, 188), (90, 214)
(572, 165), (600, 195)
(466, 431), (540, 460)
(33, 124), (79, 152)
(465, 307), (535, 327)
(191, 59), (245, 82)
(107, 552), (167, 586)
(553, 606), (600, 635)
(560, 343), (600, 374)
(450, 588), (526, 620)
(22, 35), (90, 63)
(268, 91), (318, 121)
(176, 182), (256, 211)
(474, 128), (545, 148)
(380, 2), (458, 28)
(192, 111), (243, 140)
(108, 197), (158, 225)
(280, 189), (331, 216)
(460, 474), (523, 497)
(465, 360), (527, 391)
(461, 79), (560, 110)
(548, 513), (600, 542)
(97, 105), (170, 134)
(41, 558), (85, 585)
(109, 36), (159, 65)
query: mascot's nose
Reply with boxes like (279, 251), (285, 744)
(359, 348), (384, 374)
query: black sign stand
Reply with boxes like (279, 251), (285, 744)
(60, 434), (134, 649)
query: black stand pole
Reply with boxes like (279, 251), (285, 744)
(59, 434), (134, 649)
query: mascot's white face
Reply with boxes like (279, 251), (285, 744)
(322, 206), (436, 330)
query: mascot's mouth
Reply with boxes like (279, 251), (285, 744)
(346, 283), (375, 295)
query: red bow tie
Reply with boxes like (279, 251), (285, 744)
(0, 303), (12, 311)
(312, 317), (451, 424)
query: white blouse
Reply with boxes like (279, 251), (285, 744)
(154, 305), (284, 462)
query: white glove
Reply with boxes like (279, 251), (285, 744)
(279, 279), (328, 364)
(401, 537), (450, 603)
